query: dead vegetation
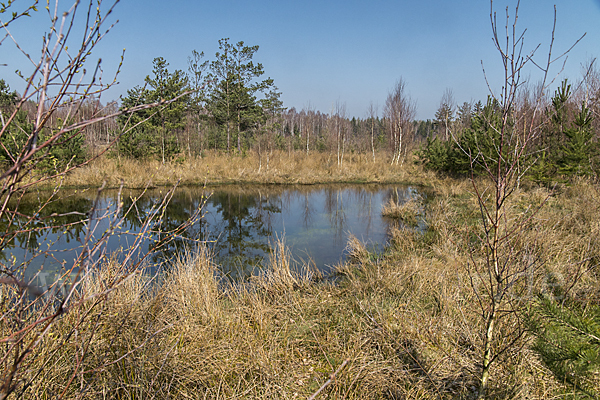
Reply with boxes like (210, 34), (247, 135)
(4, 178), (598, 398)
(381, 196), (422, 225)
(60, 151), (434, 188)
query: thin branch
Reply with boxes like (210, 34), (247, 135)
(307, 358), (350, 400)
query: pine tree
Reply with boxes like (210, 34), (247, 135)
(117, 85), (156, 159)
(0, 80), (86, 171)
(0, 80), (25, 164)
(419, 97), (507, 177)
(118, 58), (189, 161)
(559, 102), (596, 177)
(206, 38), (274, 153)
(529, 293), (600, 398)
(145, 57), (189, 163)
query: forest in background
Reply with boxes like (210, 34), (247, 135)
(2, 0), (600, 398)
(2, 36), (598, 183)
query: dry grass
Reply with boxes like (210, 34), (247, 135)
(60, 151), (432, 188)
(9, 177), (600, 398)
(381, 196), (422, 225)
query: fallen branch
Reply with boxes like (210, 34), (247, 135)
(307, 358), (350, 400)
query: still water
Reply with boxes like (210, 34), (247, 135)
(1, 184), (422, 283)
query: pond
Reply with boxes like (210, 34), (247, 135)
(1, 183), (424, 286)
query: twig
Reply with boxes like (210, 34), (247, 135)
(307, 358), (350, 400)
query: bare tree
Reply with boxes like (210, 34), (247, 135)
(461, 1), (585, 397)
(0, 2), (195, 398)
(580, 58), (600, 135)
(384, 78), (416, 165)
(367, 102), (378, 163)
(435, 88), (455, 141)
(187, 49), (209, 158)
(326, 101), (348, 167)
(304, 103), (315, 155)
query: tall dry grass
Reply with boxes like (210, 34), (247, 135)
(381, 196), (422, 225)
(10, 178), (600, 398)
(62, 151), (434, 188)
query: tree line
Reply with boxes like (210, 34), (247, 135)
(419, 65), (600, 181)
(0, 38), (431, 168)
(2, 37), (599, 182)
(113, 38), (428, 166)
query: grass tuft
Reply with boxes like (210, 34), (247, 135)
(9, 169), (600, 398)
(381, 196), (422, 225)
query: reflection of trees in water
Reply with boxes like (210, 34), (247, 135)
(354, 188), (374, 238)
(324, 187), (347, 245)
(0, 191), (93, 273)
(117, 188), (206, 264)
(1, 193), (92, 250)
(302, 192), (315, 228)
(278, 188), (315, 230)
(254, 190), (282, 236)
(382, 186), (423, 232)
(2, 184), (423, 280)
(206, 190), (282, 276)
(386, 186), (413, 205)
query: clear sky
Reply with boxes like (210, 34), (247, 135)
(2, 0), (600, 119)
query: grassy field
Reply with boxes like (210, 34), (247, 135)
(60, 151), (433, 188)
(10, 162), (600, 398)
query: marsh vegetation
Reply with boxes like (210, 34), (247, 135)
(1, 0), (600, 398)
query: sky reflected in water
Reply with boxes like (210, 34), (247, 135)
(1, 184), (423, 284)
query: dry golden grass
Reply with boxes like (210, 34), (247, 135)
(381, 196), (422, 225)
(11, 176), (600, 399)
(61, 150), (432, 188)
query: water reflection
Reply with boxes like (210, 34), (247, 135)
(1, 184), (423, 282)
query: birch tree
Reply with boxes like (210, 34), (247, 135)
(367, 102), (378, 162)
(384, 78), (416, 165)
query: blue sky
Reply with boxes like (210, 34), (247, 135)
(2, 0), (599, 119)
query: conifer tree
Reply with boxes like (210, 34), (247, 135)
(559, 102), (596, 177)
(118, 57), (189, 161)
(206, 38), (274, 153)
(146, 57), (189, 163)
(0, 80), (86, 171)
(529, 294), (600, 398)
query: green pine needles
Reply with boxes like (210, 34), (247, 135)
(418, 97), (506, 177)
(529, 293), (600, 398)
(418, 80), (598, 182)
(118, 57), (189, 162)
(0, 80), (87, 174)
(559, 102), (596, 177)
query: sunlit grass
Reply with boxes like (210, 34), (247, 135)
(12, 174), (600, 398)
(60, 150), (434, 188)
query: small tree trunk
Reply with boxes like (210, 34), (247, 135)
(226, 121), (231, 153)
(237, 110), (242, 154)
(371, 120), (375, 163)
(257, 141), (262, 173)
(306, 128), (310, 155)
(337, 121), (341, 167)
(341, 128), (346, 168)
(479, 307), (496, 399)
(198, 121), (203, 159)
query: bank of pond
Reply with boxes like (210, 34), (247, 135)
(2, 183), (426, 289)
